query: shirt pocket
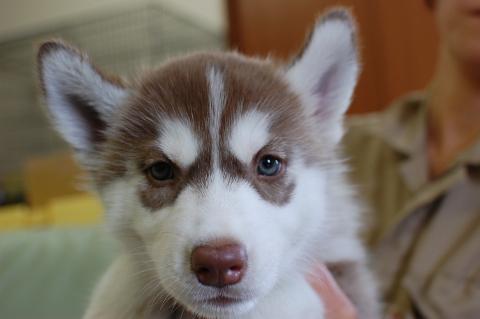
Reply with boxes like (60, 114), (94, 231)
(420, 229), (480, 318)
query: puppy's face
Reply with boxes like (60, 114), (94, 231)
(37, 10), (358, 318)
(97, 54), (331, 316)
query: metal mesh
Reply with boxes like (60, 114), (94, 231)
(0, 4), (225, 204)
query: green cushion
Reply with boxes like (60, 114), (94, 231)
(0, 226), (118, 319)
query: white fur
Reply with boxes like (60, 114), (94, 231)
(92, 162), (331, 319)
(228, 110), (271, 164)
(207, 66), (226, 166)
(158, 118), (200, 168)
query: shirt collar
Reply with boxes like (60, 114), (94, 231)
(368, 91), (427, 157)
(368, 90), (480, 165)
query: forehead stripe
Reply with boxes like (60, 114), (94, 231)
(207, 66), (226, 165)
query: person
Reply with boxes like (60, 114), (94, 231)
(313, 0), (480, 318)
(309, 263), (359, 319)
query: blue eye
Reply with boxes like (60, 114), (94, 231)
(150, 162), (174, 181)
(257, 156), (282, 176)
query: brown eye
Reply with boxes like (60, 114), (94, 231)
(257, 156), (282, 176)
(150, 162), (174, 181)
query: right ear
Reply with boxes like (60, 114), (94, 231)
(286, 9), (359, 146)
(37, 41), (130, 166)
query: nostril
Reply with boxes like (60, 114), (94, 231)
(197, 266), (212, 274)
(191, 241), (247, 288)
(229, 266), (242, 271)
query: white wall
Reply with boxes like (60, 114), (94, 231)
(0, 0), (226, 41)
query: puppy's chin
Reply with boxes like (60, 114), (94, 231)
(183, 296), (257, 319)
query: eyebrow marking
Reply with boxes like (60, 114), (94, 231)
(229, 110), (271, 164)
(158, 118), (200, 168)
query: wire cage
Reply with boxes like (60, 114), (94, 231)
(0, 4), (225, 205)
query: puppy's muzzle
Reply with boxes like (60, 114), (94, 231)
(191, 240), (247, 288)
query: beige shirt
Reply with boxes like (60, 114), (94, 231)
(343, 92), (480, 319)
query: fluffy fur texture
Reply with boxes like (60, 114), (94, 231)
(37, 9), (379, 319)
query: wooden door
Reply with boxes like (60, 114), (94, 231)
(227, 0), (439, 114)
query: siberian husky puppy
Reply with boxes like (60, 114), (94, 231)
(37, 9), (379, 319)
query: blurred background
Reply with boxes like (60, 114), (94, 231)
(0, 0), (438, 212)
(0, 0), (437, 318)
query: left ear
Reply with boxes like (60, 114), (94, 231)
(37, 41), (130, 169)
(286, 9), (359, 145)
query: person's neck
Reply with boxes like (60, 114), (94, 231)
(427, 46), (480, 178)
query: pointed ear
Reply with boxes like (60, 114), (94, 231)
(37, 41), (130, 165)
(286, 9), (359, 145)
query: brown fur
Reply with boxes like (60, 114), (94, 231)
(94, 52), (326, 210)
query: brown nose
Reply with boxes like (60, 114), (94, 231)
(191, 241), (247, 288)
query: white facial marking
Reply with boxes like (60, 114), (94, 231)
(207, 66), (225, 165)
(158, 119), (200, 168)
(229, 110), (271, 164)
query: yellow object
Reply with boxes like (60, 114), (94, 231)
(45, 193), (104, 226)
(0, 193), (104, 231)
(0, 152), (105, 231)
(26, 206), (48, 227)
(0, 204), (31, 230)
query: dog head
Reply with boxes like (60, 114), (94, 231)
(37, 9), (359, 318)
